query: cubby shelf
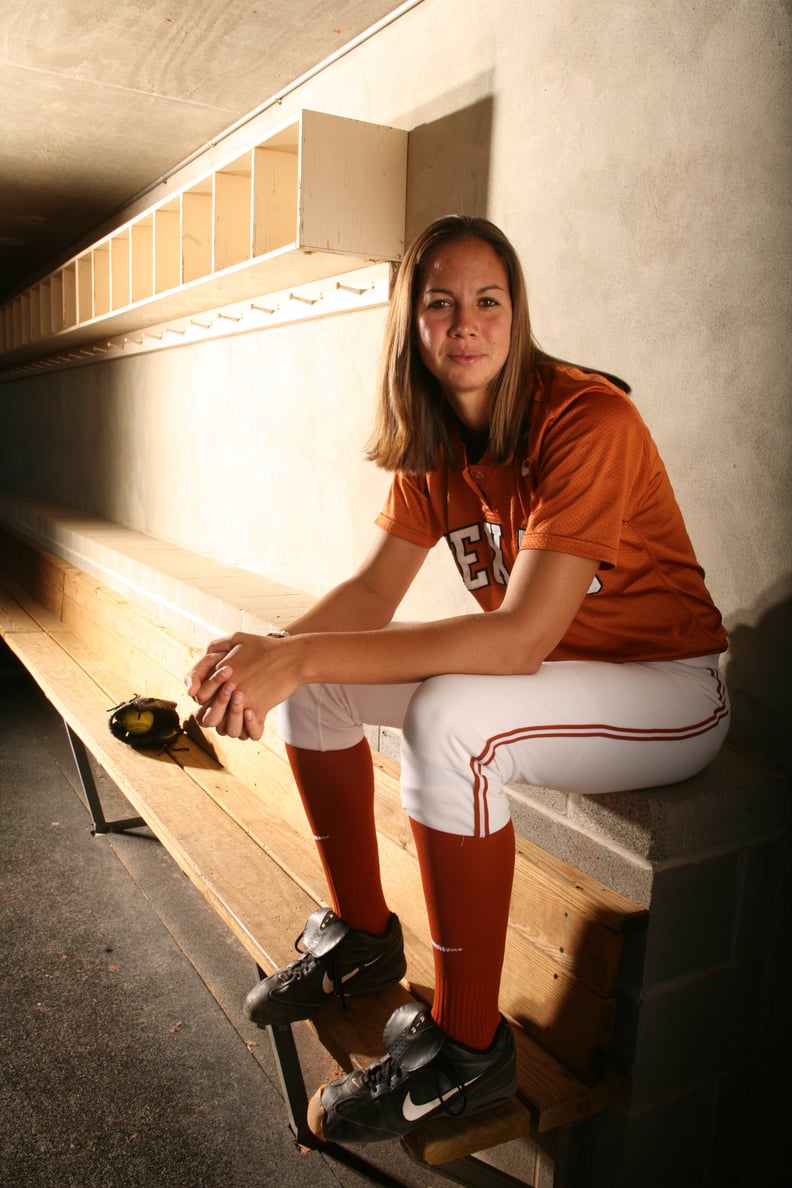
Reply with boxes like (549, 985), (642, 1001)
(0, 110), (407, 371)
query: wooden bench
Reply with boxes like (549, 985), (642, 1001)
(0, 522), (647, 1186)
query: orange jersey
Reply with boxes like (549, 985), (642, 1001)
(375, 363), (727, 662)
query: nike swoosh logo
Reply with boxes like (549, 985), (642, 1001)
(402, 1074), (484, 1123)
(320, 954), (382, 995)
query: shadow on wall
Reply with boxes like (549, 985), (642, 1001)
(725, 575), (792, 775)
(405, 96), (494, 237)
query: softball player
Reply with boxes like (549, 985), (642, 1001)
(186, 216), (729, 1145)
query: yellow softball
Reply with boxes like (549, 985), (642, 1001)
(121, 708), (154, 735)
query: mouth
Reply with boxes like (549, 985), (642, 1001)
(447, 353), (484, 366)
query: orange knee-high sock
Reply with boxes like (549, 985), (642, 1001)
(285, 740), (391, 936)
(410, 818), (515, 1050)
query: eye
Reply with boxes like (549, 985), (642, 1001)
(426, 298), (452, 310)
(479, 296), (500, 308)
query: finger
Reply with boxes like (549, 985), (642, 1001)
(222, 690), (247, 739)
(186, 650), (231, 699)
(244, 708), (265, 742)
(195, 701), (223, 729)
(192, 665), (234, 707)
(207, 635), (235, 650)
(216, 721), (249, 739)
(197, 682), (235, 728)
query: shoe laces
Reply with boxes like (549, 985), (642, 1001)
(280, 933), (350, 1006)
(277, 935), (314, 980)
(362, 1051), (468, 1117)
(362, 1054), (401, 1090)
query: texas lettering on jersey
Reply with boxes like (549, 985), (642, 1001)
(447, 522), (510, 591)
(446, 521), (603, 595)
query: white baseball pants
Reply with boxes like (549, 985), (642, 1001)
(278, 656), (730, 837)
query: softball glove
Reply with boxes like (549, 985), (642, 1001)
(108, 695), (182, 752)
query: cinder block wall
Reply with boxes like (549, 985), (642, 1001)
(509, 760), (789, 1187)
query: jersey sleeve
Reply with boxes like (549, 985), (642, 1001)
(520, 386), (649, 568)
(376, 471), (446, 550)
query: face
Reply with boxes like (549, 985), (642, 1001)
(414, 236), (513, 429)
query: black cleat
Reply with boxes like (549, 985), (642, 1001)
(245, 908), (406, 1027)
(307, 1000), (518, 1144)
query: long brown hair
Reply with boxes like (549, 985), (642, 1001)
(367, 215), (539, 474)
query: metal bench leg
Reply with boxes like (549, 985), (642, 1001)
(266, 1021), (315, 1148)
(255, 969), (409, 1187)
(64, 722), (145, 834)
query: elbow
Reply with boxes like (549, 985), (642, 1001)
(490, 623), (550, 676)
(495, 642), (544, 676)
(483, 609), (559, 675)
(508, 653), (543, 676)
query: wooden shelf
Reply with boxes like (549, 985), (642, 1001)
(0, 110), (407, 370)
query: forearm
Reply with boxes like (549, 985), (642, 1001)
(285, 576), (396, 636)
(286, 549), (600, 687)
(289, 610), (542, 688)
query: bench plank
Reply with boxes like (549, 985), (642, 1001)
(1, 574), (72, 636)
(0, 529), (71, 617)
(1, 575), (153, 709)
(0, 585), (43, 633)
(403, 1098), (532, 1165)
(61, 567), (201, 682)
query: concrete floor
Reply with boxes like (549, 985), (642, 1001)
(0, 645), (437, 1188)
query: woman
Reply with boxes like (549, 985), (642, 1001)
(186, 215), (729, 1144)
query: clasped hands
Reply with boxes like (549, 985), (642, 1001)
(185, 631), (293, 741)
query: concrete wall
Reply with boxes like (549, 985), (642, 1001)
(1, 0), (789, 769)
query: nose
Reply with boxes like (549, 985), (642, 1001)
(449, 302), (477, 336)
